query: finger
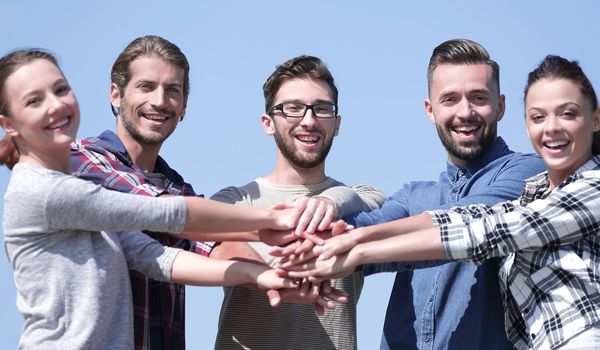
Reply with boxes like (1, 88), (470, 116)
(298, 278), (310, 297)
(315, 295), (337, 310)
(294, 239), (315, 256)
(321, 279), (332, 295)
(330, 220), (351, 236)
(286, 269), (319, 279)
(270, 240), (302, 257)
(315, 302), (325, 316)
(279, 249), (316, 268)
(301, 232), (325, 246)
(309, 282), (320, 301)
(294, 197), (315, 236)
(317, 206), (336, 232)
(305, 203), (326, 234)
(266, 289), (281, 307)
(271, 203), (294, 210)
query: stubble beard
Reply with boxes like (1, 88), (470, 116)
(273, 124), (333, 169)
(119, 99), (176, 146)
(437, 120), (497, 163)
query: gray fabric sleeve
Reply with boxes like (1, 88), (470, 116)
(317, 184), (385, 218)
(46, 175), (187, 234)
(118, 231), (182, 281)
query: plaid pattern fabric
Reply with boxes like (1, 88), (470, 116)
(71, 130), (214, 350)
(430, 155), (600, 350)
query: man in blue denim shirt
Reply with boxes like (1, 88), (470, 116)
(347, 39), (546, 349)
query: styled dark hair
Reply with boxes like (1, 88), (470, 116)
(525, 55), (599, 155)
(427, 38), (500, 94)
(0, 49), (60, 169)
(263, 55), (338, 113)
(110, 35), (190, 116)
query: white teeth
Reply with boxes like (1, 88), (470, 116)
(297, 135), (319, 143)
(545, 140), (569, 149)
(48, 118), (69, 129)
(453, 125), (479, 132)
(143, 114), (168, 121)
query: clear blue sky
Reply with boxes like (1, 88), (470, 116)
(1, 1), (599, 348)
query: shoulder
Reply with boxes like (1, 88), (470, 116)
(210, 181), (258, 204)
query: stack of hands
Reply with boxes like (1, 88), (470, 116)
(258, 197), (365, 316)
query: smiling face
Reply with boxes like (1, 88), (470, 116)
(425, 63), (505, 167)
(0, 58), (80, 163)
(526, 78), (600, 188)
(111, 55), (185, 147)
(262, 78), (340, 169)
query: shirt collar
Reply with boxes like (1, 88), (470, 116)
(446, 137), (511, 181)
(95, 130), (184, 185)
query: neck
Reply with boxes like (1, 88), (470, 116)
(263, 152), (327, 185)
(448, 154), (467, 169)
(19, 149), (71, 174)
(116, 129), (161, 172)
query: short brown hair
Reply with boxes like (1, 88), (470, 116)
(427, 39), (500, 94)
(263, 55), (338, 113)
(110, 35), (190, 115)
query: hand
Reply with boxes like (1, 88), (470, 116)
(265, 279), (348, 316)
(276, 227), (361, 267)
(257, 228), (297, 247)
(247, 263), (299, 290)
(278, 251), (358, 282)
(270, 220), (353, 258)
(269, 203), (303, 231)
(293, 196), (337, 236)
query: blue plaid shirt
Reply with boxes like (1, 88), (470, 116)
(431, 155), (600, 350)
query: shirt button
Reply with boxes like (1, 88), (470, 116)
(428, 297), (434, 302)
(531, 333), (536, 340)
(423, 336), (431, 342)
(451, 188), (458, 193)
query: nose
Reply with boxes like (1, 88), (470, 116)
(149, 88), (167, 108)
(47, 93), (67, 116)
(299, 108), (319, 129)
(455, 98), (473, 119)
(544, 115), (562, 134)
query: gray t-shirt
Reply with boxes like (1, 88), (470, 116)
(211, 177), (383, 350)
(3, 162), (186, 349)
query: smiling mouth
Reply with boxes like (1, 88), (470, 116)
(142, 113), (170, 122)
(543, 140), (570, 150)
(45, 116), (70, 130)
(451, 124), (481, 135)
(296, 135), (321, 145)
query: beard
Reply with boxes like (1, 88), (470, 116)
(273, 124), (334, 169)
(119, 98), (177, 146)
(436, 120), (497, 162)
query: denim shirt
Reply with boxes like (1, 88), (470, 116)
(347, 137), (546, 350)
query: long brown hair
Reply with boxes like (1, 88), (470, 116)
(0, 49), (59, 169)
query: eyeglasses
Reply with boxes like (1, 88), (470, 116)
(269, 102), (338, 119)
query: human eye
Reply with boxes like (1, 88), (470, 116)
(314, 104), (334, 117)
(26, 96), (41, 107)
(283, 103), (304, 115)
(55, 84), (71, 96)
(562, 109), (578, 119)
(528, 113), (544, 122)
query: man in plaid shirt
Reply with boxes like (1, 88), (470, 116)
(70, 35), (210, 350)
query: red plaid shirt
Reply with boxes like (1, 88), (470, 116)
(71, 130), (214, 350)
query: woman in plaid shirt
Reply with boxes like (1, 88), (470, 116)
(282, 55), (600, 349)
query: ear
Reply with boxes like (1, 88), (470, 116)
(261, 114), (275, 135)
(110, 83), (123, 111)
(496, 94), (506, 122)
(179, 108), (186, 122)
(0, 115), (17, 136)
(593, 108), (600, 132)
(424, 98), (436, 124)
(334, 115), (341, 136)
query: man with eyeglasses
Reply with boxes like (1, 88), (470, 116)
(209, 55), (383, 350)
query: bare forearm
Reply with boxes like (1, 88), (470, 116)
(354, 213), (435, 243)
(171, 250), (257, 286)
(352, 226), (445, 265)
(210, 241), (265, 263)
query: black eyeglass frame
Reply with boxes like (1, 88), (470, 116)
(269, 102), (338, 119)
